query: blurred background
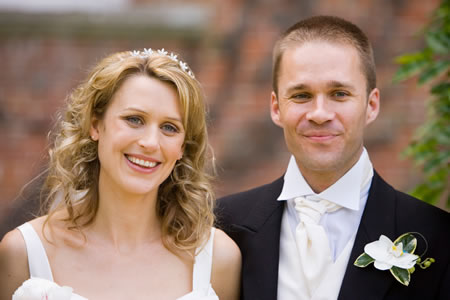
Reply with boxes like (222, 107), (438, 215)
(0, 0), (444, 237)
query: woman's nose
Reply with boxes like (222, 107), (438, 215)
(137, 126), (160, 151)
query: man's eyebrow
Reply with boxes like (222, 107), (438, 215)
(285, 83), (310, 94)
(328, 80), (355, 90)
(284, 81), (357, 96)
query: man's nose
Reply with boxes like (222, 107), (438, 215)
(305, 96), (335, 124)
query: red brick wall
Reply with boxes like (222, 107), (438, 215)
(0, 0), (443, 228)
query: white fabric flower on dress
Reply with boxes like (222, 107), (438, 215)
(13, 277), (73, 300)
(364, 235), (418, 270)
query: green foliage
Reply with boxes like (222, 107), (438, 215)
(390, 266), (411, 286)
(394, 0), (450, 208)
(393, 233), (417, 254)
(354, 253), (375, 267)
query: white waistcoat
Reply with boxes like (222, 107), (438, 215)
(277, 208), (355, 300)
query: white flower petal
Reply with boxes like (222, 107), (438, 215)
(130, 50), (140, 57)
(396, 242), (403, 253)
(179, 61), (188, 70)
(379, 235), (394, 247)
(13, 278), (60, 300)
(391, 253), (418, 269)
(169, 53), (178, 61)
(365, 240), (391, 261)
(48, 285), (73, 300)
(374, 260), (393, 270)
(143, 48), (153, 55)
(157, 48), (168, 55)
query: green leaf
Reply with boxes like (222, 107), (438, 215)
(354, 253), (375, 267)
(426, 31), (450, 53)
(392, 60), (429, 82)
(394, 50), (431, 64)
(394, 0), (450, 208)
(418, 60), (450, 84)
(423, 153), (450, 173)
(390, 266), (411, 286)
(411, 182), (443, 204)
(394, 233), (417, 254)
(430, 82), (450, 94)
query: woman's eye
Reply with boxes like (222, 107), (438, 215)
(125, 116), (144, 125)
(161, 124), (178, 133)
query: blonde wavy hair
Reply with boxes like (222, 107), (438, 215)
(42, 50), (215, 254)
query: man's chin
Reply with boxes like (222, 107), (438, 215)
(296, 155), (343, 173)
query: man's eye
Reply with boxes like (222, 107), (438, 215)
(161, 124), (178, 133)
(292, 93), (311, 100)
(333, 91), (348, 98)
(125, 116), (144, 125)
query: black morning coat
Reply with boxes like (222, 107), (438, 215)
(216, 172), (450, 300)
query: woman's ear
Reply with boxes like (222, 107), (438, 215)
(90, 117), (100, 141)
(178, 145), (184, 160)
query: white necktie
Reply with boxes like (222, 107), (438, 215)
(294, 195), (342, 295)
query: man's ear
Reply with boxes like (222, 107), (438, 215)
(270, 91), (283, 128)
(366, 88), (380, 126)
(90, 117), (100, 141)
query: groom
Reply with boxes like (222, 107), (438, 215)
(216, 16), (449, 300)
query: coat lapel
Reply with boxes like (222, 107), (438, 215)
(338, 171), (398, 299)
(235, 177), (284, 300)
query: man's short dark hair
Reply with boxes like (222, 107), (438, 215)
(272, 15), (376, 95)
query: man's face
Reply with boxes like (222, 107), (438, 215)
(271, 41), (379, 185)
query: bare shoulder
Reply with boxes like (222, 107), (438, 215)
(211, 228), (241, 300)
(0, 227), (28, 262)
(212, 228), (241, 266)
(0, 227), (29, 299)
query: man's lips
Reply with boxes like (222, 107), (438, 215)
(302, 132), (340, 141)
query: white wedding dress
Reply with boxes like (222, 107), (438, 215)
(15, 222), (219, 300)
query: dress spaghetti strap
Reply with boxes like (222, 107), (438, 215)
(17, 222), (54, 281)
(192, 227), (215, 293)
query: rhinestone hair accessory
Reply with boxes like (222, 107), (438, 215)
(127, 48), (195, 78)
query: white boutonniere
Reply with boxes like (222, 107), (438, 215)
(354, 232), (435, 286)
(13, 277), (73, 300)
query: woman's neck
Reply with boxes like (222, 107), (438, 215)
(89, 181), (162, 251)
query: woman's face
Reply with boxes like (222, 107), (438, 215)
(91, 75), (185, 199)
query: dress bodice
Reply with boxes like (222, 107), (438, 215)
(14, 222), (218, 300)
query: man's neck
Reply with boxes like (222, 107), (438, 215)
(296, 156), (362, 194)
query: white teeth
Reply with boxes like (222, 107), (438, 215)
(127, 155), (157, 168)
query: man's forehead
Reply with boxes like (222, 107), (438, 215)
(278, 41), (366, 84)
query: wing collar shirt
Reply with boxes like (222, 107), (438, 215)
(277, 148), (373, 260)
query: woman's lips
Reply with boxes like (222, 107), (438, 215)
(124, 154), (161, 173)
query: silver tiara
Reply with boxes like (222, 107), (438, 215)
(127, 48), (195, 78)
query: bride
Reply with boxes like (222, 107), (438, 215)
(0, 48), (241, 300)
